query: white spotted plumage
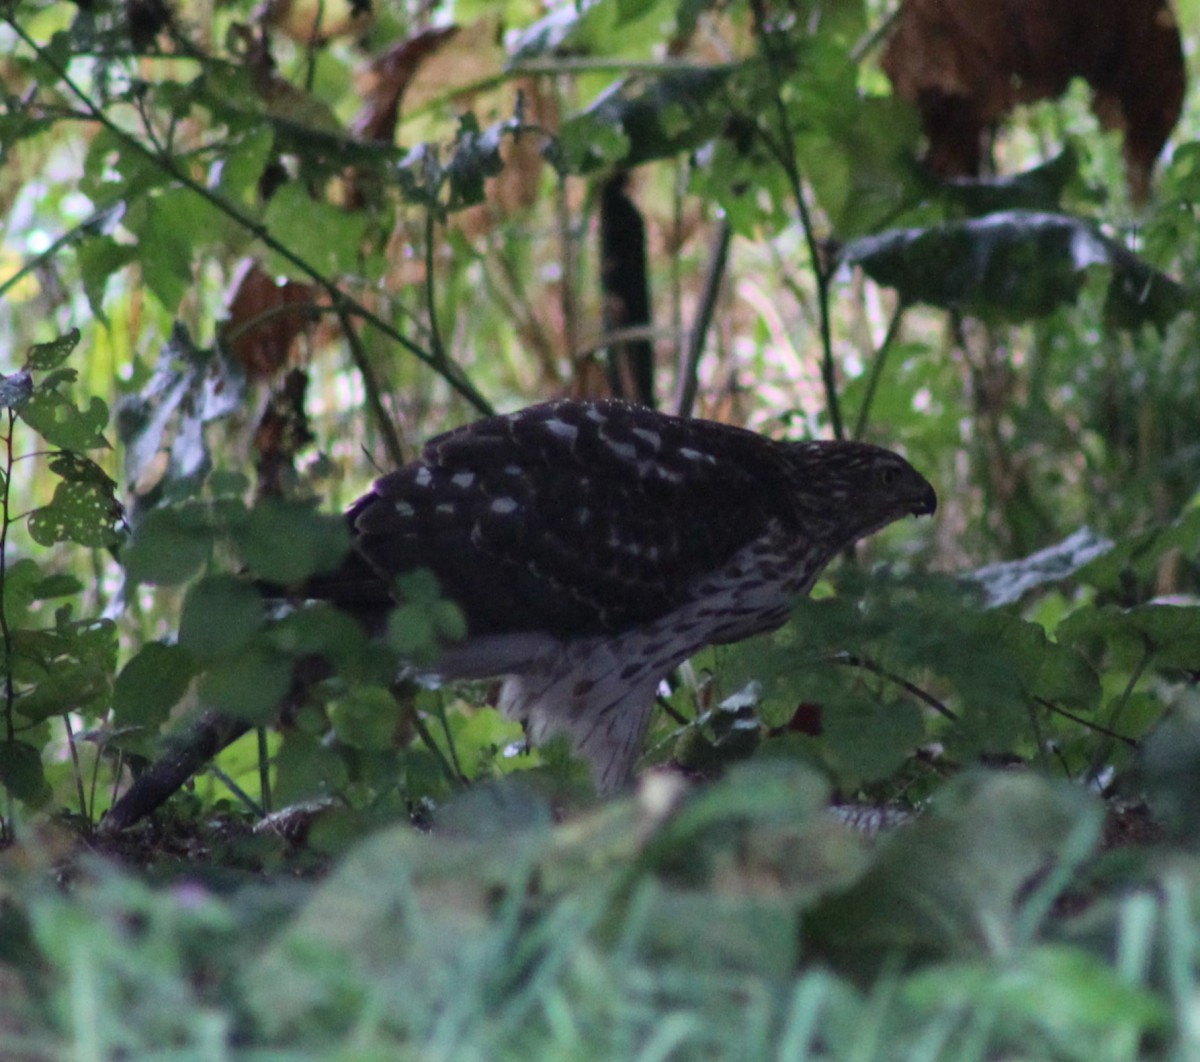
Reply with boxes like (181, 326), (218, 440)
(307, 399), (937, 791)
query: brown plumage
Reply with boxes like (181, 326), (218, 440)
(308, 399), (937, 789)
(103, 399), (935, 832)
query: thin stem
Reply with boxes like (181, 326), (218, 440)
(62, 714), (90, 823)
(1088, 642), (1154, 780)
(748, 0), (843, 439)
(852, 301), (906, 440)
(407, 700), (462, 788)
(834, 652), (960, 721)
(1, 410), (16, 745)
(424, 208), (447, 368)
(336, 307), (406, 468)
(1034, 697), (1138, 748)
(5, 18), (493, 417)
(257, 727), (272, 814)
(0, 207), (117, 302)
(676, 219), (732, 418)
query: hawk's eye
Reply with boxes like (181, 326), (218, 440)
(879, 465), (899, 487)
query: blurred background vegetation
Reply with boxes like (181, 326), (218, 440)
(3, 0), (1200, 1057)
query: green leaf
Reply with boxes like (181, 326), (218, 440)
(25, 329), (81, 370)
(178, 575), (263, 660)
(18, 389), (109, 452)
(0, 741), (50, 806)
(196, 640), (292, 724)
(269, 604), (371, 678)
(807, 772), (1102, 969)
(262, 184), (369, 280)
(16, 662), (111, 722)
(329, 686), (402, 751)
(553, 67), (730, 174)
(1058, 603), (1200, 671)
(121, 502), (213, 586)
(821, 697), (925, 787)
(236, 498), (350, 585)
(271, 730), (350, 807)
(112, 642), (197, 730)
(904, 947), (1169, 1047)
(842, 211), (1190, 330)
(27, 479), (123, 548)
(77, 236), (137, 320)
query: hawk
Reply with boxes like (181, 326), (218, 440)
(102, 398), (935, 830)
(306, 398), (937, 790)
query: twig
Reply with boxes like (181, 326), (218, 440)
(852, 300), (906, 440)
(336, 306), (407, 468)
(747, 0), (843, 439)
(833, 652), (960, 721)
(4, 17), (494, 416)
(1034, 697), (1138, 748)
(676, 218), (732, 418)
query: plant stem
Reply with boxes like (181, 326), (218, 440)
(834, 653), (959, 721)
(62, 713), (90, 823)
(852, 301), (906, 440)
(5, 17), (493, 417)
(0, 410), (15, 746)
(748, 0), (843, 439)
(675, 219), (731, 418)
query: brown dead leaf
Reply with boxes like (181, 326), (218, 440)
(882, 0), (1185, 202)
(352, 26), (461, 144)
(221, 260), (319, 379)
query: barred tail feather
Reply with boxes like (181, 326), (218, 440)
(498, 638), (661, 792)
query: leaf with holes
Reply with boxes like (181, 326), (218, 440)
(27, 479), (123, 548)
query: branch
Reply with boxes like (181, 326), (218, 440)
(747, 0), (843, 439)
(5, 17), (494, 418)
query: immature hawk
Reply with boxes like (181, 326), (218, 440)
(307, 399), (937, 790)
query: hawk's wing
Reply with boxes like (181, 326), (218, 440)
(336, 400), (797, 638)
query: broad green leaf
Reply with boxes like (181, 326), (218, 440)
(178, 575), (263, 660)
(328, 686), (403, 751)
(236, 498), (350, 585)
(842, 211), (1190, 330)
(269, 604), (372, 678)
(553, 67), (730, 175)
(25, 328), (80, 370)
(18, 389), (109, 452)
(196, 640), (292, 724)
(0, 741), (51, 806)
(904, 946), (1169, 1047)
(821, 697), (925, 787)
(126, 186), (231, 311)
(15, 663), (111, 722)
(77, 235), (137, 320)
(807, 772), (1102, 969)
(1059, 602), (1200, 671)
(112, 642), (197, 729)
(262, 184), (369, 280)
(121, 502), (213, 586)
(27, 479), (123, 548)
(271, 730), (351, 808)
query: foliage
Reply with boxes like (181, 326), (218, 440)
(2, 0), (1200, 1055)
(0, 764), (1194, 1058)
